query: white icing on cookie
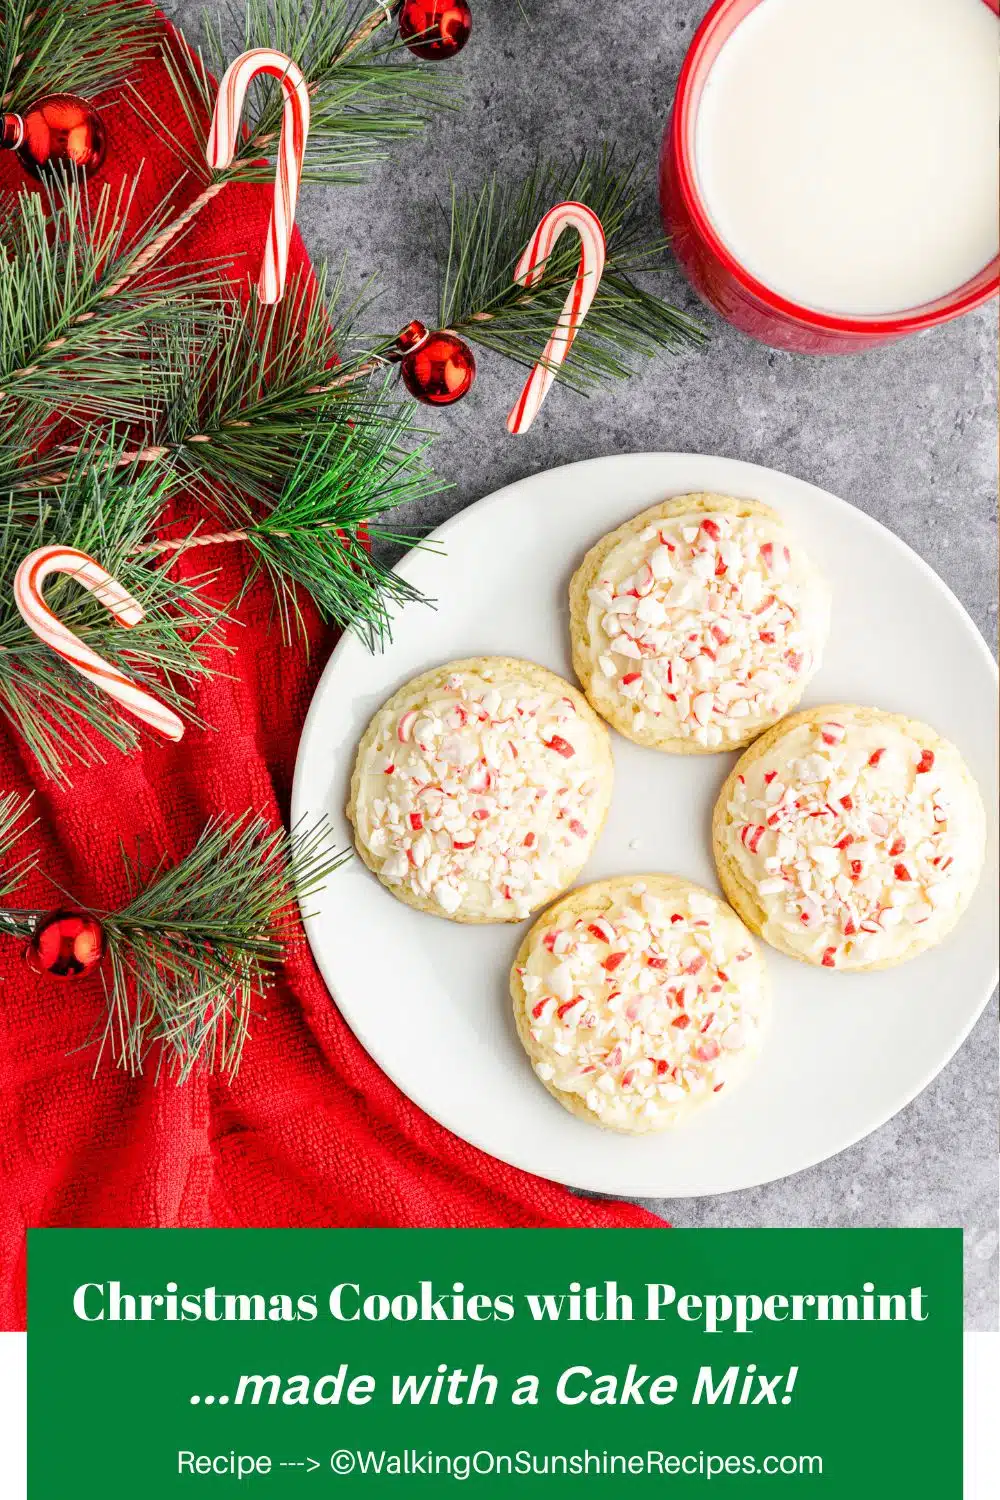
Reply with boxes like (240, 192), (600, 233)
(724, 713), (985, 967)
(583, 510), (829, 746)
(517, 882), (767, 1130)
(353, 668), (611, 920)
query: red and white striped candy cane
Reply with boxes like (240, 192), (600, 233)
(507, 201), (606, 435)
(207, 49), (311, 305)
(13, 547), (185, 743)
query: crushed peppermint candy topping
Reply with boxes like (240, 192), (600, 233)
(584, 510), (829, 746)
(726, 714), (984, 968)
(521, 884), (765, 1130)
(357, 671), (609, 919)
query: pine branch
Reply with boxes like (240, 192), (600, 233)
(0, 173), (228, 430)
(200, 403), (445, 648)
(0, 0), (159, 109)
(0, 435), (229, 781)
(135, 263), (411, 506)
(439, 147), (707, 393)
(95, 812), (346, 1081)
(143, 0), (459, 196)
(0, 788), (36, 903)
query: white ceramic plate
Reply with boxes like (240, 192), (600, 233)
(292, 454), (998, 1197)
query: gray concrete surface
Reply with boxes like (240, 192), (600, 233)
(172, 2), (999, 1327)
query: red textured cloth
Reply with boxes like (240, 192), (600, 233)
(0, 15), (663, 1331)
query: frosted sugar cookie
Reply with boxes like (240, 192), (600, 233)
(569, 494), (830, 752)
(348, 658), (614, 922)
(713, 706), (986, 971)
(511, 876), (768, 1133)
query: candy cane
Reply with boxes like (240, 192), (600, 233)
(13, 547), (184, 743)
(507, 201), (606, 436)
(207, 49), (311, 305)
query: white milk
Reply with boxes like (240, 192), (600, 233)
(693, 0), (999, 314)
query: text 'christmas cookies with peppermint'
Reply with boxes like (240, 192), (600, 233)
(569, 494), (831, 753)
(712, 705), (986, 971)
(348, 658), (614, 923)
(511, 876), (768, 1132)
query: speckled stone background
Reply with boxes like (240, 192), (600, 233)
(171, 1), (999, 1327)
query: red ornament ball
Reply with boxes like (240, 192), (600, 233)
(1, 95), (107, 180)
(399, 0), (472, 60)
(25, 910), (106, 980)
(400, 328), (476, 406)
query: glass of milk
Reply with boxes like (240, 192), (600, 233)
(660, 0), (999, 352)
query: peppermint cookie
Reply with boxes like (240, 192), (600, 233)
(569, 494), (830, 753)
(348, 658), (614, 923)
(713, 706), (986, 971)
(511, 876), (768, 1133)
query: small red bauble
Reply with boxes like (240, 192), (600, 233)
(25, 910), (106, 980)
(399, 0), (472, 60)
(1, 95), (107, 180)
(399, 327), (476, 406)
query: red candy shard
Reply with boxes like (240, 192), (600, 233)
(916, 749), (935, 774)
(408, 812), (423, 831)
(603, 951), (626, 972)
(894, 863), (911, 881)
(543, 734), (575, 758)
(868, 747), (885, 767)
(556, 995), (584, 1020)
(821, 947), (837, 968)
(671, 1014), (690, 1029)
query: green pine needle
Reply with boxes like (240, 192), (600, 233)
(149, 0), (459, 191)
(142, 263), (418, 506)
(439, 147), (707, 393)
(94, 812), (347, 1081)
(0, 434), (229, 781)
(0, 789), (36, 904)
(242, 400), (446, 648)
(0, 173), (227, 428)
(0, 0), (159, 109)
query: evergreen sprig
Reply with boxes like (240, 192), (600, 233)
(223, 403), (445, 647)
(0, 435), (228, 780)
(0, 174), (226, 432)
(439, 148), (707, 392)
(140, 263), (410, 506)
(0, 0), (159, 110)
(144, 0), (458, 191)
(95, 812), (346, 1081)
(0, 804), (346, 1080)
(0, 788), (35, 902)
